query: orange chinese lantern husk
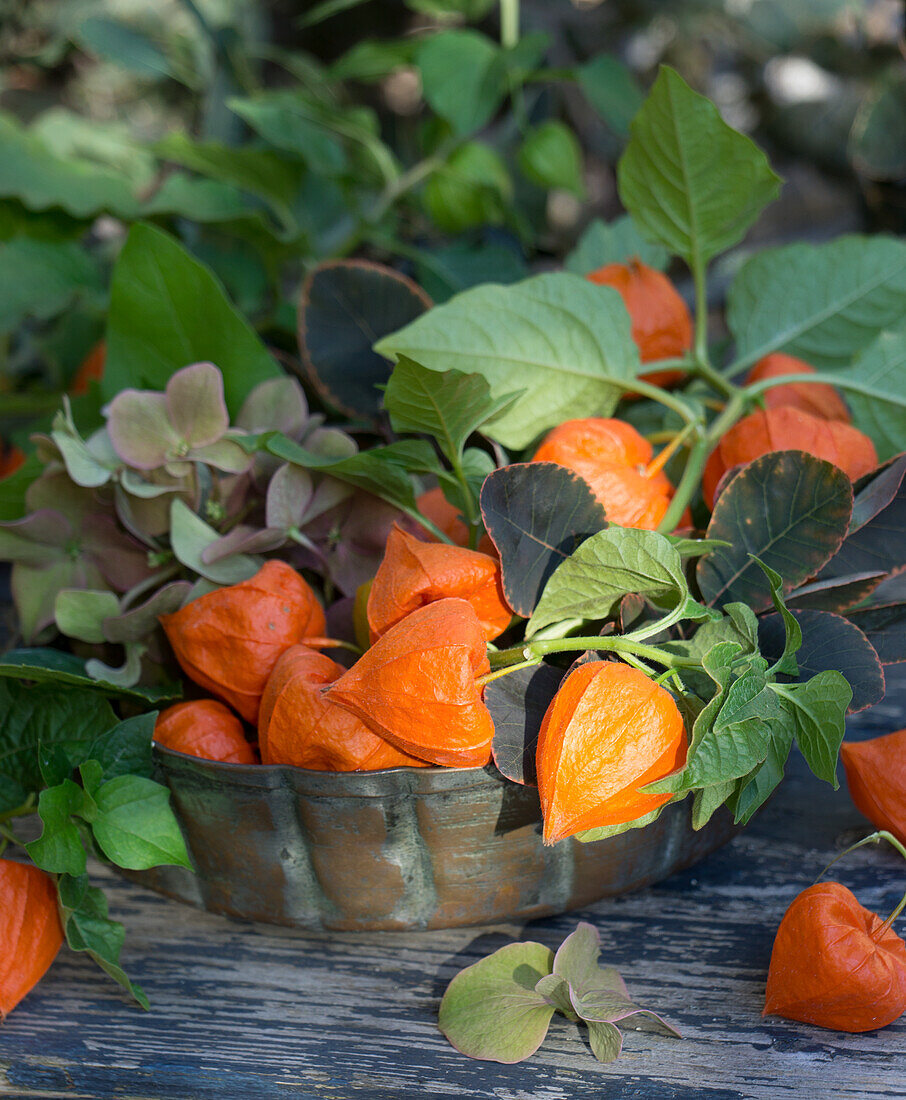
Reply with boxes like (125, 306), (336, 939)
(532, 418), (675, 529)
(746, 353), (850, 423)
(0, 860), (65, 1019)
(327, 598), (494, 767)
(536, 661), (687, 844)
(69, 340), (106, 396)
(587, 260), (692, 387)
(154, 699), (258, 764)
(703, 406), (878, 509)
(763, 882), (906, 1032)
(259, 645), (427, 771)
(367, 523), (511, 643)
(841, 731), (906, 846)
(159, 559), (327, 724)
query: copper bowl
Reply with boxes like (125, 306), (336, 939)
(124, 745), (737, 931)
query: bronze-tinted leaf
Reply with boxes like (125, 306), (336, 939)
(298, 260), (431, 419)
(486, 662), (564, 785)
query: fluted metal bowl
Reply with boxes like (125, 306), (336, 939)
(123, 745), (737, 930)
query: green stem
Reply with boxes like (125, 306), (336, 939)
(500, 0), (520, 49)
(655, 435), (709, 533)
(477, 656), (541, 687)
(0, 822), (22, 847)
(692, 259), (710, 368)
(615, 377), (698, 424)
(744, 372), (895, 406)
(813, 830), (906, 934)
(490, 635), (700, 670)
(0, 794), (35, 824)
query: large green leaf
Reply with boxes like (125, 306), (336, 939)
(771, 672), (851, 787)
(438, 941), (555, 1063)
(0, 238), (102, 333)
(726, 235), (906, 372)
(75, 16), (183, 83)
(617, 67), (780, 268)
(0, 111), (139, 218)
(424, 142), (512, 234)
(697, 452), (853, 610)
(416, 30), (505, 137)
(0, 681), (116, 811)
(102, 223), (281, 414)
(228, 92), (348, 176)
(577, 55), (645, 138)
(0, 648), (180, 704)
(375, 273), (640, 449)
(527, 527), (687, 636)
(834, 331), (906, 461)
(480, 463), (607, 616)
(564, 215), (669, 275)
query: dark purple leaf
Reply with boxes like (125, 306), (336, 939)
(298, 260), (431, 419)
(848, 600), (906, 664)
(758, 608), (884, 713)
(819, 453), (906, 580)
(786, 571), (886, 613)
(480, 463), (607, 617)
(486, 662), (565, 785)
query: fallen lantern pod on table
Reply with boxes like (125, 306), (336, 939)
(123, 745), (737, 931)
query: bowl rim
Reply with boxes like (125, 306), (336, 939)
(152, 742), (512, 798)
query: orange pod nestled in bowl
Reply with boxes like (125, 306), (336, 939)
(154, 699), (258, 764)
(841, 730), (906, 846)
(0, 860), (65, 1019)
(587, 260), (691, 388)
(764, 881), (906, 1032)
(532, 418), (675, 530)
(536, 661), (687, 844)
(702, 406), (878, 509)
(367, 523), (511, 643)
(328, 598), (494, 768)
(746, 353), (850, 422)
(160, 560), (327, 724)
(259, 645), (427, 771)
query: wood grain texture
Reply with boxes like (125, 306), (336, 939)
(2, 674), (906, 1100)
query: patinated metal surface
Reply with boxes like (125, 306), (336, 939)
(126, 748), (737, 930)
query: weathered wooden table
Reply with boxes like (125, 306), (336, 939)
(3, 672), (905, 1100)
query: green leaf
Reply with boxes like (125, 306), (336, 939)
(75, 16), (180, 83)
(564, 215), (669, 275)
(575, 803), (672, 843)
(57, 873), (149, 1009)
(480, 463), (608, 617)
(407, 0), (495, 17)
(729, 726), (793, 826)
(260, 434), (425, 516)
(517, 122), (585, 198)
(691, 780), (738, 830)
(848, 69), (906, 182)
(416, 30), (504, 136)
(527, 527), (687, 637)
(577, 54), (645, 138)
(413, 240), (528, 303)
(424, 142), (512, 233)
(0, 681), (116, 809)
(834, 330), (906, 462)
(0, 237), (102, 333)
(102, 223), (281, 416)
(771, 672), (852, 787)
(726, 235), (906, 372)
(86, 713), (156, 783)
(330, 38), (417, 82)
(552, 922), (626, 997)
(587, 1021), (623, 1062)
(384, 357), (520, 465)
(617, 66), (781, 267)
(0, 111), (139, 218)
(54, 589), (121, 645)
(169, 499), (260, 585)
(534, 974), (578, 1018)
(26, 780), (88, 875)
(697, 452), (853, 610)
(375, 273), (641, 449)
(228, 93), (348, 176)
(438, 941), (556, 1063)
(90, 775), (192, 870)
(0, 648), (181, 705)
(751, 557), (801, 676)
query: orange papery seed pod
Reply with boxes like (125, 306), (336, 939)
(841, 731), (906, 846)
(535, 661), (687, 844)
(0, 860), (65, 1019)
(327, 598), (494, 767)
(159, 560), (327, 723)
(746, 353), (850, 423)
(154, 699), (258, 764)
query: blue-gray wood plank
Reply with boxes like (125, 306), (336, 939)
(3, 673), (906, 1100)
